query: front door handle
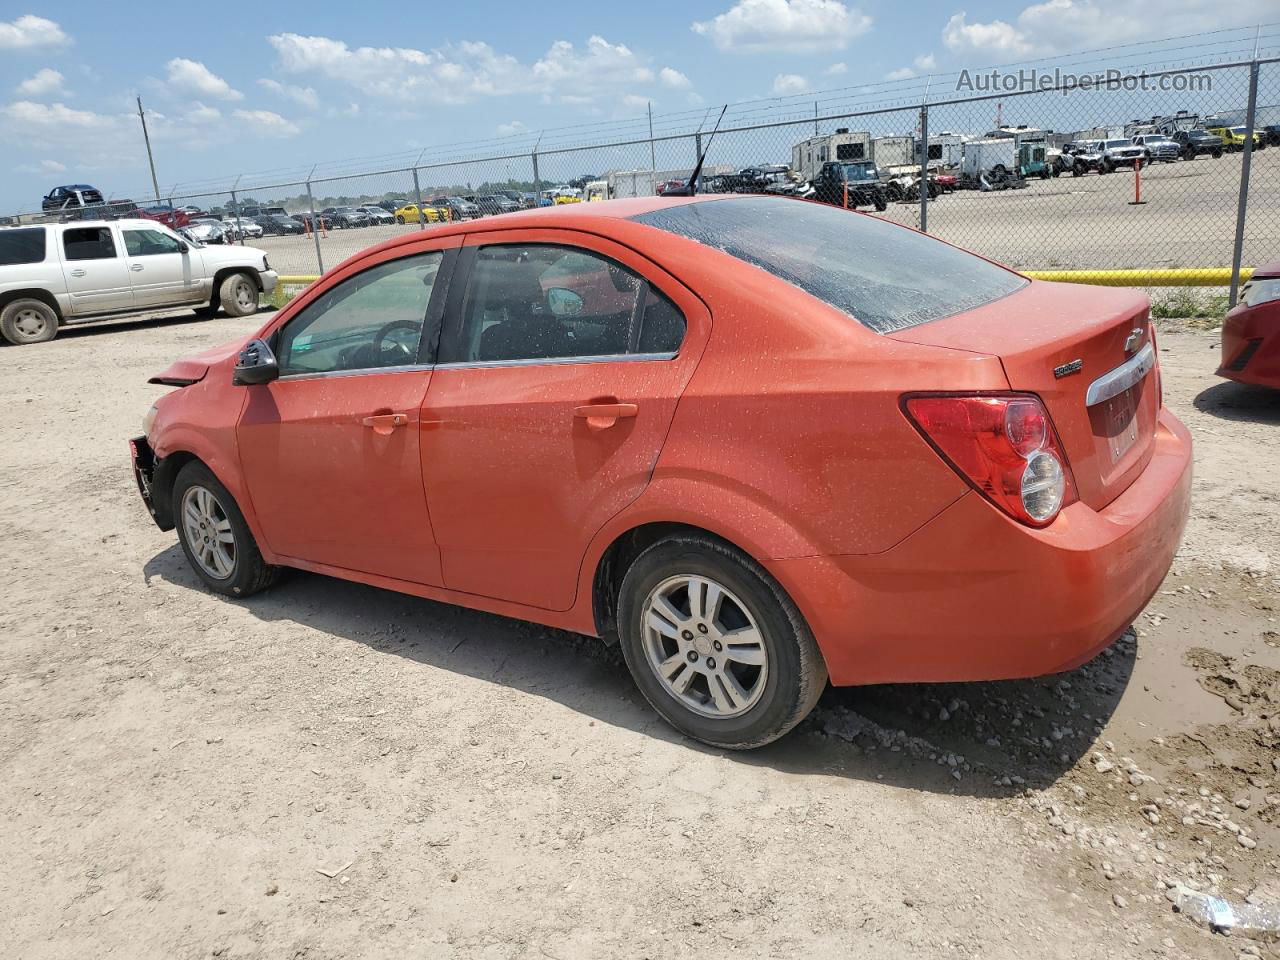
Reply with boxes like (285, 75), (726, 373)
(361, 413), (409, 435)
(131, 264), (144, 272)
(574, 402), (638, 430)
(69, 268), (86, 278)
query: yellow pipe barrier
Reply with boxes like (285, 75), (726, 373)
(278, 267), (1252, 289)
(1022, 267), (1252, 287)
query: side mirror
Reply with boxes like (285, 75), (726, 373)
(547, 287), (584, 318)
(178, 240), (189, 253)
(232, 338), (279, 386)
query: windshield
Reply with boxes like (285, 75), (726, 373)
(1105, 140), (1131, 148)
(1231, 127), (1249, 135)
(839, 162), (878, 181)
(631, 197), (1026, 334)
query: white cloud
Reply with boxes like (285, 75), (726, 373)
(885, 67), (915, 80)
(772, 73), (809, 95)
(186, 103), (222, 123)
(231, 108), (300, 137)
(825, 62), (848, 75)
(15, 157), (68, 174)
(659, 67), (691, 89)
(268, 32), (666, 106)
(885, 52), (937, 81)
(622, 93), (650, 109)
(692, 0), (871, 53)
(258, 78), (319, 110)
(496, 119), (527, 136)
(941, 0), (1273, 60)
(2, 100), (114, 129)
(942, 12), (1035, 57)
(17, 68), (65, 97)
(914, 52), (936, 71)
(165, 58), (243, 101)
(0, 14), (69, 49)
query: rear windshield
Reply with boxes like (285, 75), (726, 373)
(0, 228), (46, 266)
(631, 197), (1026, 334)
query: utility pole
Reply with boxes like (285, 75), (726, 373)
(137, 97), (161, 204)
(648, 102), (658, 196)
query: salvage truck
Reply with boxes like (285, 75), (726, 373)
(791, 130), (872, 181)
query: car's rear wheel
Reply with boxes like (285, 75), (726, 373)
(396, 215), (405, 224)
(173, 461), (280, 597)
(0, 298), (59, 345)
(617, 534), (827, 749)
(219, 272), (259, 318)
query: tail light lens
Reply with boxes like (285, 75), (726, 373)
(904, 393), (1078, 527)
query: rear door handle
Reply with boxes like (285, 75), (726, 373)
(69, 269), (86, 278)
(361, 413), (409, 435)
(131, 264), (144, 272)
(574, 402), (638, 430)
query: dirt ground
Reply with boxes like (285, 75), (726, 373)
(1, 311), (1277, 959)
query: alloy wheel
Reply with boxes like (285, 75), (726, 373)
(12, 308), (48, 340)
(641, 574), (769, 719)
(181, 485), (236, 579)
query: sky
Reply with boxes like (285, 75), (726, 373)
(0, 0), (1276, 210)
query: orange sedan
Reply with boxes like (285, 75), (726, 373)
(131, 195), (1192, 749)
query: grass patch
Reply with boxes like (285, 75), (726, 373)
(1149, 289), (1230, 327)
(263, 284), (305, 310)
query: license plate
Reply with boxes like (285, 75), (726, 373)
(1104, 388), (1140, 463)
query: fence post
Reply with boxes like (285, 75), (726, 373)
(412, 167), (425, 230)
(306, 181), (324, 275)
(693, 133), (703, 192)
(919, 103), (929, 233)
(1229, 59), (1260, 307)
(532, 152), (541, 205)
(230, 189), (244, 245)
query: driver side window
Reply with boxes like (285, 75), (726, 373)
(276, 252), (443, 377)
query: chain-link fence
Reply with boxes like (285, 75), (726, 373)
(7, 56), (1278, 302)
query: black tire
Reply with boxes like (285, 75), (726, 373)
(0, 298), (59, 345)
(396, 215), (405, 224)
(1099, 161), (1113, 174)
(1072, 165), (1083, 177)
(1212, 148), (1223, 159)
(219, 272), (259, 318)
(616, 534), (828, 750)
(873, 195), (887, 212)
(172, 461), (280, 598)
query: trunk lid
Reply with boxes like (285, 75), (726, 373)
(890, 280), (1159, 510)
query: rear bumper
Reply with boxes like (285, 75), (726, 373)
(771, 408), (1193, 686)
(1217, 301), (1280, 389)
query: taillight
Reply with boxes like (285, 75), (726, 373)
(904, 393), (1078, 527)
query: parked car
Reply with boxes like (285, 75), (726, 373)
(291, 212), (332, 231)
(41, 184), (106, 213)
(357, 205), (395, 225)
(1204, 125), (1266, 152)
(378, 199), (407, 213)
(1097, 139), (1146, 173)
(221, 216), (264, 240)
(180, 219), (229, 245)
(241, 205), (290, 220)
(126, 195), (1192, 749)
(1217, 258), (1280, 390)
(1062, 141), (1105, 174)
(497, 190), (534, 209)
(1130, 134), (1180, 163)
(394, 202), (444, 224)
(0, 219), (276, 345)
(321, 206), (371, 229)
(254, 214), (304, 236)
(470, 194), (519, 216)
(1171, 130), (1224, 159)
(1263, 124), (1280, 147)
(176, 205), (206, 218)
(221, 216), (263, 240)
(428, 196), (481, 220)
(809, 160), (889, 211)
(138, 205), (192, 229)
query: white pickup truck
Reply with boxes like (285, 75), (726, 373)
(0, 219), (278, 345)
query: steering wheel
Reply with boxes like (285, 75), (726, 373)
(370, 319), (421, 365)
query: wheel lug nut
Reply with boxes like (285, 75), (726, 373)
(687, 651), (698, 662)
(697, 624), (708, 634)
(681, 630), (693, 640)
(706, 658), (716, 670)
(713, 640), (722, 651)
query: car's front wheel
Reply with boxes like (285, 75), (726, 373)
(0, 298), (59, 345)
(617, 534), (827, 749)
(173, 461), (280, 597)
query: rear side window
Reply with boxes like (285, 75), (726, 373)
(632, 197), (1027, 334)
(0, 228), (46, 266)
(63, 227), (117, 262)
